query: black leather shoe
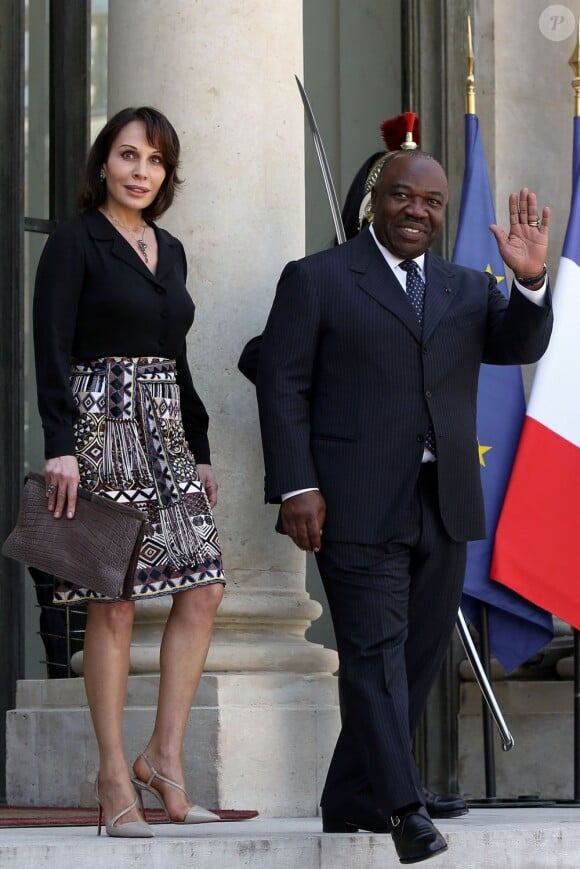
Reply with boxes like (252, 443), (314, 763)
(390, 806), (447, 864)
(421, 786), (468, 819)
(321, 805), (391, 834)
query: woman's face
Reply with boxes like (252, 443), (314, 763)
(102, 120), (167, 214)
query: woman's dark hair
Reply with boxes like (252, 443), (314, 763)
(79, 106), (183, 220)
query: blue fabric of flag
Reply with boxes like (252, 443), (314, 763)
(452, 114), (553, 672)
(563, 116), (580, 265)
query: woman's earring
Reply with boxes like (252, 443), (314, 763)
(99, 169), (106, 182)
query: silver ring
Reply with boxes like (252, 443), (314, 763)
(46, 483), (56, 496)
(528, 219), (541, 228)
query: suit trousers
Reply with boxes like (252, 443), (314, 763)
(316, 462), (466, 818)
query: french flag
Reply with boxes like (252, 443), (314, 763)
(491, 116), (580, 629)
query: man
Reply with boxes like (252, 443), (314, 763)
(256, 150), (552, 864)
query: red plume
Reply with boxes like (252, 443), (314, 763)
(380, 113), (421, 151)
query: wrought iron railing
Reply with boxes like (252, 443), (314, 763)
(29, 568), (86, 678)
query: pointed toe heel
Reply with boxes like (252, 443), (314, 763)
(132, 753), (220, 825)
(182, 804), (222, 823)
(95, 779), (154, 838)
(106, 817), (155, 839)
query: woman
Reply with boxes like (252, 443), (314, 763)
(33, 106), (225, 837)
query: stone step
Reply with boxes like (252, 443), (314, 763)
(2, 809), (580, 868)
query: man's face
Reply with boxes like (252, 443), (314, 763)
(370, 154), (448, 259)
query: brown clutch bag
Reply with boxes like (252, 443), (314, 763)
(1, 473), (147, 599)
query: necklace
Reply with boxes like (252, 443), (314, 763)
(103, 210), (149, 263)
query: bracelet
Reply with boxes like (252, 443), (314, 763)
(515, 265), (547, 287)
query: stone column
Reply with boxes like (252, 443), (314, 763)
(104, 0), (336, 630)
(101, 0), (338, 679)
(27, 0), (338, 817)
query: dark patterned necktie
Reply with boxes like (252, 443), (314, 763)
(399, 259), (436, 457)
(399, 259), (425, 323)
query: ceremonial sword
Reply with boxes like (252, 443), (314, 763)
(295, 75), (514, 752)
(295, 76), (346, 245)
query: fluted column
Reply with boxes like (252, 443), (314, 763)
(97, 0), (338, 677)
(57, 1), (341, 815)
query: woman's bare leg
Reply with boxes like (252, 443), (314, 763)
(84, 600), (143, 826)
(133, 583), (224, 819)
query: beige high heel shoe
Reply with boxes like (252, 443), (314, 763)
(95, 778), (155, 838)
(132, 753), (220, 824)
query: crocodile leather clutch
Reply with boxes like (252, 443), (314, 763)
(2, 473), (147, 599)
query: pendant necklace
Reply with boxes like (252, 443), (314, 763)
(103, 210), (149, 263)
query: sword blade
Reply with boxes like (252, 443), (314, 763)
(456, 608), (515, 751)
(295, 75), (347, 245)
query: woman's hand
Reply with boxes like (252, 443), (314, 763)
(44, 455), (80, 519)
(197, 463), (218, 507)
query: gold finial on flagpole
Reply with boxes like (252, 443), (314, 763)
(466, 15), (476, 115)
(569, 21), (580, 117)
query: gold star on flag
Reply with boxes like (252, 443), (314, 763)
(485, 264), (504, 284)
(478, 442), (492, 467)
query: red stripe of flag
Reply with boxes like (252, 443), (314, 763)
(491, 416), (580, 628)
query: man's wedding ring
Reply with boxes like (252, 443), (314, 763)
(528, 219), (541, 227)
(46, 483), (56, 496)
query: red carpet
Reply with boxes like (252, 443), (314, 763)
(0, 807), (258, 828)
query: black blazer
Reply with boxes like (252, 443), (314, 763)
(256, 228), (553, 543)
(33, 209), (210, 462)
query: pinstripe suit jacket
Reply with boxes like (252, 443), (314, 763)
(256, 227), (552, 543)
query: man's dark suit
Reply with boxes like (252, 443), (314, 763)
(256, 226), (552, 819)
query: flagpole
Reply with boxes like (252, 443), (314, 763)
(569, 25), (580, 803)
(465, 14), (500, 802)
(570, 22), (580, 118)
(466, 15), (475, 115)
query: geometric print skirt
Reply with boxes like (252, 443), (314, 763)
(53, 356), (225, 605)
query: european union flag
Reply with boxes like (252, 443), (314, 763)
(452, 114), (553, 673)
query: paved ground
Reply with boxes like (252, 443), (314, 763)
(2, 809), (580, 868)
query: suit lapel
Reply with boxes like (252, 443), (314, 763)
(349, 233), (462, 343)
(423, 252), (460, 342)
(349, 229), (422, 341)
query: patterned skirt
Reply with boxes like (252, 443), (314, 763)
(53, 357), (225, 605)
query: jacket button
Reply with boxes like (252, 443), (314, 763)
(425, 390), (432, 398)
(160, 310), (168, 319)
(417, 435), (425, 443)
(423, 345), (429, 353)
